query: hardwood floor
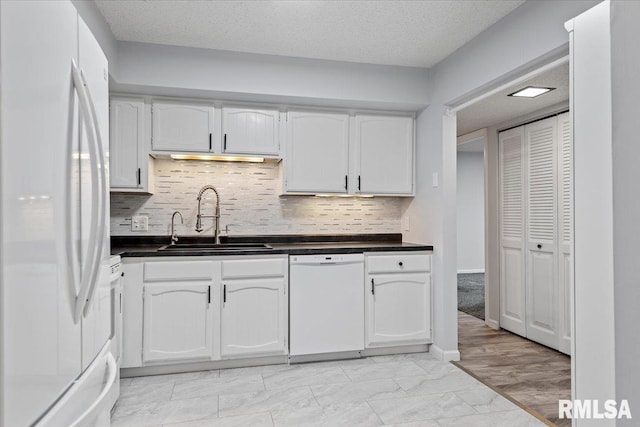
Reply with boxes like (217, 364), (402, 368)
(454, 311), (571, 426)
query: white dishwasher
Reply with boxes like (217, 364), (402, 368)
(289, 253), (364, 357)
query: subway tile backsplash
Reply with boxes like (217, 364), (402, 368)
(110, 159), (403, 236)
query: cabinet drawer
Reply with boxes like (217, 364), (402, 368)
(366, 254), (430, 274)
(222, 258), (286, 279)
(144, 261), (213, 281)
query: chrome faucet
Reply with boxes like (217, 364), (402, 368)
(195, 185), (221, 244)
(170, 211), (183, 245)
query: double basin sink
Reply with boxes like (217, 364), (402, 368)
(157, 242), (273, 253)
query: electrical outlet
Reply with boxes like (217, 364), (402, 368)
(131, 215), (148, 232)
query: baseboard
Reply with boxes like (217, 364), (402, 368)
(485, 318), (500, 330)
(457, 269), (485, 274)
(430, 344), (460, 362)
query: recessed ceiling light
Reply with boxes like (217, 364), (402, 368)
(508, 86), (555, 98)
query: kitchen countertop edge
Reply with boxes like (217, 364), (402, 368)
(112, 239), (433, 258)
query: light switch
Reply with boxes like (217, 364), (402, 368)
(402, 215), (411, 232)
(131, 215), (148, 232)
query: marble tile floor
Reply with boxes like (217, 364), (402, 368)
(111, 352), (546, 427)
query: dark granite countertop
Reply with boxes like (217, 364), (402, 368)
(111, 234), (433, 258)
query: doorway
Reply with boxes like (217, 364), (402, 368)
(456, 130), (486, 321)
(451, 60), (572, 426)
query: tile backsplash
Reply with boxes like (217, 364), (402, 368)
(110, 159), (404, 236)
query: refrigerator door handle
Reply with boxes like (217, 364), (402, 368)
(69, 352), (117, 427)
(65, 63), (82, 323)
(70, 60), (103, 323)
(79, 68), (108, 318)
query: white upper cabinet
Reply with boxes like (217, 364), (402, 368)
(284, 112), (414, 195)
(222, 108), (280, 155)
(110, 98), (153, 193)
(285, 111), (350, 193)
(152, 101), (214, 153)
(354, 115), (414, 195)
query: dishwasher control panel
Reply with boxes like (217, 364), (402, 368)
(290, 253), (363, 264)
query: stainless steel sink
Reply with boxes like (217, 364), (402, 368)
(157, 243), (273, 252)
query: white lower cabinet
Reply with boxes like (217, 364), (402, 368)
(220, 258), (288, 358)
(121, 255), (287, 368)
(221, 278), (287, 358)
(143, 282), (213, 363)
(365, 253), (432, 347)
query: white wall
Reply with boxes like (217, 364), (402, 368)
(403, 0), (599, 360)
(456, 151), (484, 273)
(112, 41), (430, 111)
(569, 4), (618, 424)
(610, 1), (640, 423)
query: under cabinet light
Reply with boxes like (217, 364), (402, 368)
(170, 154), (279, 163)
(508, 86), (555, 98)
(314, 194), (375, 198)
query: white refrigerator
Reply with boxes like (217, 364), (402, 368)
(1, 1), (116, 426)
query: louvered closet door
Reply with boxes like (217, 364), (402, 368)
(499, 126), (526, 336)
(525, 117), (559, 349)
(557, 112), (572, 355)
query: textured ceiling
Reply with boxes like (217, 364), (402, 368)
(457, 62), (569, 136)
(95, 0), (525, 68)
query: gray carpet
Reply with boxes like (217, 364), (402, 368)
(457, 273), (485, 320)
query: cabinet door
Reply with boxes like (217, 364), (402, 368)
(143, 282), (213, 363)
(222, 108), (279, 155)
(525, 117), (559, 349)
(221, 278), (287, 358)
(355, 115), (414, 194)
(110, 99), (144, 189)
(285, 111), (349, 193)
(152, 102), (214, 152)
(366, 273), (431, 347)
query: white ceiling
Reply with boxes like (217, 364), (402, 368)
(95, 0), (525, 68)
(457, 62), (569, 136)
